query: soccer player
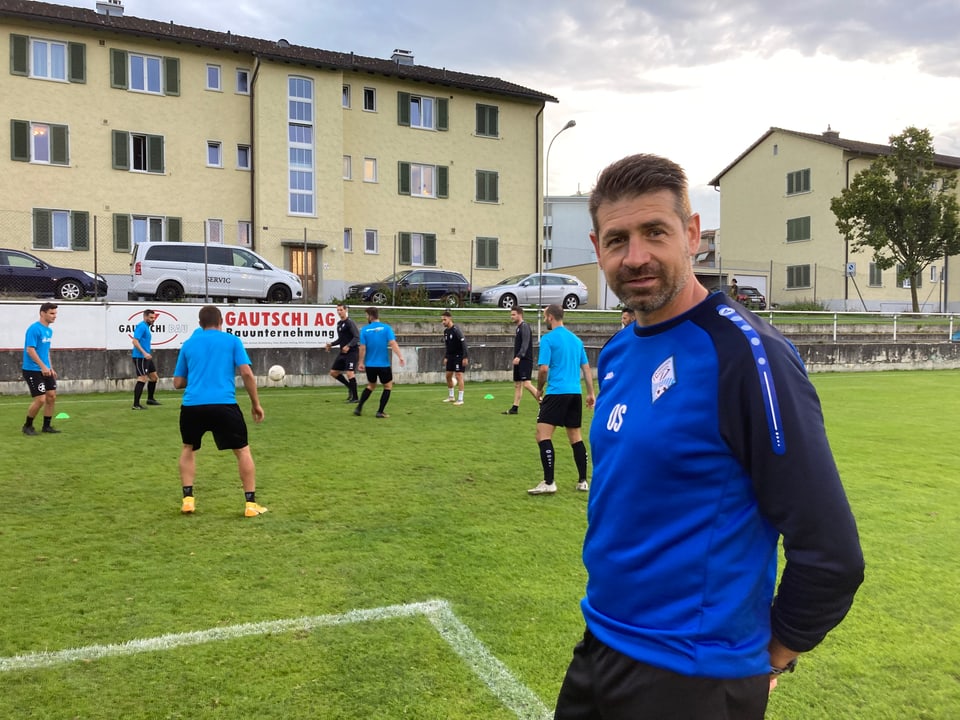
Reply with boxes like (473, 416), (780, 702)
(441, 309), (469, 405)
(355, 306), (405, 418)
(173, 305), (267, 517)
(528, 304), (595, 495)
(21, 302), (60, 435)
(553, 153), (864, 718)
(326, 303), (360, 403)
(619, 307), (636, 329)
(503, 306), (537, 415)
(131, 308), (161, 410)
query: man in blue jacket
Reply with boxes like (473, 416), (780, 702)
(553, 154), (864, 719)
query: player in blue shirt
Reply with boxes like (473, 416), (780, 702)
(131, 308), (161, 409)
(553, 154), (864, 719)
(527, 304), (595, 495)
(173, 305), (267, 517)
(354, 306), (405, 418)
(21, 302), (60, 435)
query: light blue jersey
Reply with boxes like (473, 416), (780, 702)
(173, 329), (251, 405)
(132, 320), (152, 358)
(22, 321), (53, 371)
(538, 325), (588, 395)
(360, 321), (396, 367)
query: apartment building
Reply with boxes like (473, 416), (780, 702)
(0, 0), (556, 301)
(710, 127), (960, 312)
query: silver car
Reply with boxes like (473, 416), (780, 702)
(473, 272), (588, 309)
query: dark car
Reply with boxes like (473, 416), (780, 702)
(736, 286), (767, 310)
(346, 269), (470, 306)
(0, 248), (108, 300)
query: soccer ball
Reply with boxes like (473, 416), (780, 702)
(268, 365), (285, 382)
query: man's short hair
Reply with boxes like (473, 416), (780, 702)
(366, 307), (379, 320)
(336, 303), (348, 311)
(545, 303), (563, 321)
(198, 305), (222, 329)
(441, 310), (452, 318)
(512, 307), (525, 317)
(39, 302), (58, 313)
(589, 154), (691, 232)
(143, 308), (156, 319)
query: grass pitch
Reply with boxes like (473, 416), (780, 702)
(1, 372), (958, 718)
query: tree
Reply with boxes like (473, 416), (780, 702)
(831, 127), (960, 312)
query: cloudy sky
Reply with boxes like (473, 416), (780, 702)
(60, 0), (960, 228)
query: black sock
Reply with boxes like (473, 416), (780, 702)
(511, 405), (519, 412)
(24, 415), (34, 427)
(147, 380), (157, 400)
(348, 377), (358, 399)
(42, 415), (52, 428)
(572, 440), (589, 481)
(182, 486), (193, 497)
(134, 381), (145, 405)
(334, 374), (350, 388)
(357, 387), (372, 410)
(538, 439), (555, 484)
(378, 389), (392, 413)
(244, 491), (256, 503)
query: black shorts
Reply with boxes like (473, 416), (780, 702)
(22, 370), (56, 397)
(179, 404), (249, 451)
(132, 357), (158, 377)
(445, 356), (465, 373)
(513, 357), (533, 382)
(537, 393), (582, 428)
(331, 349), (358, 373)
(365, 366), (393, 385)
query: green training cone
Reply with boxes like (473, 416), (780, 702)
(484, 394), (494, 400)
(55, 412), (70, 419)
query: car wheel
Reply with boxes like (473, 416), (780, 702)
(56, 280), (84, 300)
(498, 293), (517, 309)
(266, 284), (292, 303)
(156, 281), (184, 301)
(371, 290), (388, 305)
(563, 294), (580, 310)
(441, 293), (460, 308)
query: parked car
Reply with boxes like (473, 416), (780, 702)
(346, 269), (470, 306)
(0, 248), (108, 300)
(736, 286), (767, 310)
(472, 272), (588, 309)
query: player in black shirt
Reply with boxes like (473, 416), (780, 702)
(326, 303), (360, 402)
(441, 310), (469, 405)
(503, 307), (537, 414)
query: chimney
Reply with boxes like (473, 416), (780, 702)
(822, 124), (840, 140)
(391, 49), (414, 66)
(95, 0), (124, 16)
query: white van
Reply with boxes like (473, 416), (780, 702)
(130, 242), (303, 303)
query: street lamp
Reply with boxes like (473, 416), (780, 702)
(539, 119), (576, 338)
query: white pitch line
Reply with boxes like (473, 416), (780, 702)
(0, 599), (552, 720)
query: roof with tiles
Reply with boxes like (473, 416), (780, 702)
(0, 0), (558, 103)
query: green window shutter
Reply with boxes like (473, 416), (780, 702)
(51, 125), (68, 165)
(33, 209), (52, 249)
(112, 130), (129, 169)
(68, 42), (86, 83)
(436, 98), (448, 131)
(113, 213), (131, 252)
(424, 234), (437, 266)
(489, 107), (498, 137)
(147, 135), (164, 173)
(164, 56), (180, 96)
(437, 165), (448, 198)
(11, 119), (30, 161)
(489, 172), (499, 202)
(71, 211), (89, 250)
(166, 216), (182, 242)
(397, 92), (410, 126)
(476, 171), (485, 201)
(11, 34), (29, 76)
(398, 161), (411, 195)
(398, 232), (411, 265)
(110, 49), (127, 89)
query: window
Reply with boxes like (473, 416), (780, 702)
(109, 49), (179, 95)
(112, 215), (180, 251)
(32, 209), (88, 251)
(11, 35), (85, 83)
(397, 93), (449, 131)
(476, 237), (499, 269)
(343, 228), (353, 253)
(363, 87), (376, 111)
(476, 104), (499, 137)
(364, 229), (378, 254)
(398, 162), (448, 198)
(206, 64), (221, 91)
(786, 216), (811, 242)
(236, 69), (250, 94)
(363, 157), (378, 183)
(10, 120), (69, 165)
(896, 264), (921, 289)
(786, 169), (811, 195)
(206, 219), (223, 244)
(288, 76), (314, 215)
(931, 265), (940, 283)
(399, 232), (437, 266)
(786, 264), (811, 289)
(343, 155), (352, 180)
(237, 145), (251, 170)
(207, 141), (222, 167)
(112, 130), (164, 173)
(238, 221), (252, 246)
(476, 170), (499, 203)
(869, 262), (883, 287)
(342, 84), (351, 108)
